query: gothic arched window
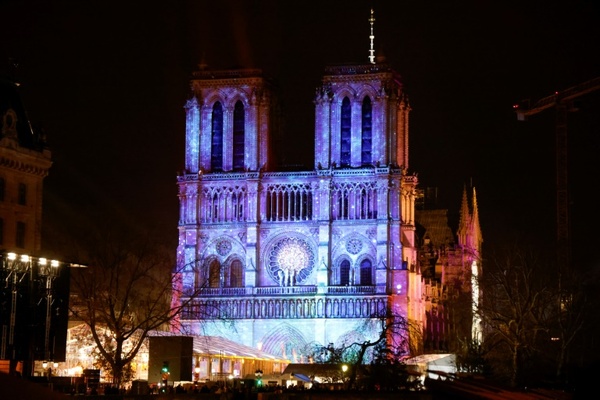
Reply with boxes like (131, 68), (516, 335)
(229, 260), (243, 287)
(211, 192), (220, 222)
(211, 102), (224, 171)
(361, 96), (372, 165)
(340, 97), (351, 167)
(340, 259), (351, 286)
(233, 101), (245, 171)
(208, 259), (221, 288)
(232, 192), (244, 221)
(337, 192), (349, 220)
(360, 259), (372, 285)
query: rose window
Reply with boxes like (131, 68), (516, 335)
(268, 237), (315, 286)
(216, 240), (232, 256)
(346, 238), (363, 255)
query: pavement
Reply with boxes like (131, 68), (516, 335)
(0, 372), (69, 399)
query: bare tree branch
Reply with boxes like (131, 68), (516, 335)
(67, 229), (208, 387)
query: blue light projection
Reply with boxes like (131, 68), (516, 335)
(173, 10), (483, 365)
(176, 45), (422, 363)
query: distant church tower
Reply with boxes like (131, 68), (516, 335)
(174, 8), (477, 363)
(457, 186), (483, 343)
(414, 184), (483, 352)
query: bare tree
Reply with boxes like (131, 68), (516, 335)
(549, 266), (591, 383)
(455, 337), (490, 375)
(68, 230), (203, 387)
(309, 310), (418, 391)
(476, 246), (553, 387)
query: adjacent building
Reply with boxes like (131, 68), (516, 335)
(0, 75), (69, 376)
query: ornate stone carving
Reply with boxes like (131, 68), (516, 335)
(366, 228), (377, 239)
(346, 238), (363, 255)
(216, 239), (232, 256)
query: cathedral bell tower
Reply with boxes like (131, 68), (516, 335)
(184, 69), (276, 174)
(313, 63), (410, 170)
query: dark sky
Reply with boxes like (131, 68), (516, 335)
(1, 0), (599, 270)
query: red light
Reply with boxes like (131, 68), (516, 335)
(513, 104), (519, 109)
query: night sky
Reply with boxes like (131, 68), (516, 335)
(1, 0), (599, 270)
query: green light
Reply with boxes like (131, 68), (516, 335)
(161, 361), (170, 374)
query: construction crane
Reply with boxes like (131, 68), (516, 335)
(513, 76), (600, 273)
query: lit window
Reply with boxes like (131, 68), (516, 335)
(361, 96), (372, 165)
(232, 101), (245, 171)
(340, 259), (350, 285)
(360, 259), (372, 285)
(209, 260), (221, 288)
(229, 260), (243, 287)
(268, 236), (315, 285)
(340, 97), (351, 166)
(211, 102), (224, 171)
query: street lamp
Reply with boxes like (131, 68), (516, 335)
(38, 257), (61, 363)
(2, 253), (30, 362)
(341, 364), (348, 390)
(1, 252), (64, 377)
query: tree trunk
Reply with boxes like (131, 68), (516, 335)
(511, 344), (520, 388)
(112, 362), (123, 388)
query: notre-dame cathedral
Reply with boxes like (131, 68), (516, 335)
(174, 10), (482, 365)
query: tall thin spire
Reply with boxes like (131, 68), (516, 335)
(369, 8), (376, 64)
(458, 184), (470, 243)
(471, 186), (483, 251)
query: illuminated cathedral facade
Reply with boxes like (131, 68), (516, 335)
(174, 22), (482, 363)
